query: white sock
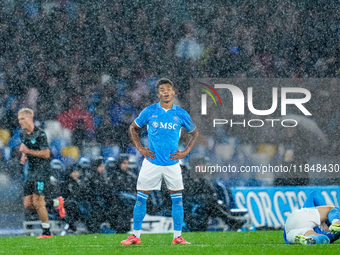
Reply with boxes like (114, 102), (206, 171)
(133, 230), (141, 238)
(174, 230), (181, 239)
(332, 219), (340, 225)
(53, 199), (59, 207)
(41, 223), (50, 229)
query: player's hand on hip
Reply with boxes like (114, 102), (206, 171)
(139, 147), (156, 160)
(19, 143), (29, 154)
(170, 150), (187, 162)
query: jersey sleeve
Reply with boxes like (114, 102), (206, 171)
(37, 131), (49, 150)
(134, 107), (150, 128)
(181, 110), (196, 133)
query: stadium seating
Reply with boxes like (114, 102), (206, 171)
(81, 143), (101, 159)
(50, 159), (65, 181)
(0, 129), (11, 146)
(23, 220), (65, 236)
(7, 129), (21, 149)
(44, 120), (72, 144)
(1, 129), (21, 161)
(60, 156), (76, 167)
(61, 146), (80, 161)
(126, 146), (143, 161)
(214, 137), (240, 161)
(78, 156), (91, 166)
(101, 145), (120, 159)
(2, 146), (12, 161)
(258, 144), (277, 159)
(50, 138), (69, 159)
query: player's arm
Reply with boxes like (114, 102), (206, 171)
(19, 143), (50, 159)
(19, 133), (27, 164)
(128, 121), (155, 160)
(170, 128), (199, 161)
(20, 152), (27, 165)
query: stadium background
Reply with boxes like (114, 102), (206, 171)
(0, 0), (340, 236)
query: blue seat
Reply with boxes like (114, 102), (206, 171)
(2, 146), (12, 161)
(50, 138), (69, 159)
(50, 159), (65, 181)
(101, 145), (120, 159)
(127, 146), (143, 160)
(61, 156), (76, 167)
(78, 156), (91, 167)
(7, 129), (21, 149)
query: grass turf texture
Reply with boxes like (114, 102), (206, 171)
(0, 231), (339, 255)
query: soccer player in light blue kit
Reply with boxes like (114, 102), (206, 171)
(284, 190), (340, 245)
(121, 78), (199, 245)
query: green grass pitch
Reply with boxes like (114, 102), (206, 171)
(0, 231), (339, 255)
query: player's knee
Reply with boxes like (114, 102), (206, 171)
(33, 199), (45, 209)
(32, 201), (41, 209)
(24, 201), (34, 209)
(170, 190), (183, 194)
(138, 190), (150, 195)
(328, 207), (340, 224)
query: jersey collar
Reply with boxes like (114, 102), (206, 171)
(157, 102), (177, 111)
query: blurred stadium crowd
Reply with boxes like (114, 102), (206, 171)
(0, 0), (340, 233)
(31, 155), (244, 234)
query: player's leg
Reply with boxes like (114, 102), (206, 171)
(303, 190), (326, 208)
(169, 189), (190, 244)
(169, 189), (184, 238)
(164, 164), (190, 244)
(296, 229), (330, 245)
(313, 225), (340, 243)
(32, 193), (51, 238)
(316, 205), (340, 235)
(32, 181), (52, 238)
(121, 190), (150, 245)
(293, 207), (335, 245)
(24, 195), (35, 210)
(301, 206), (340, 244)
(317, 206), (335, 223)
(121, 160), (162, 245)
(33, 193), (49, 223)
(286, 207), (326, 245)
(327, 206), (340, 233)
(133, 190), (150, 236)
(304, 206), (340, 243)
(23, 181), (35, 210)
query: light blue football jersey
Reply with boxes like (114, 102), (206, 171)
(135, 102), (196, 166)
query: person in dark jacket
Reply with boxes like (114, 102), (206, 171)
(182, 160), (246, 232)
(61, 164), (92, 234)
(108, 155), (137, 233)
(86, 157), (115, 233)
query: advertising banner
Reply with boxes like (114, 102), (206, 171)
(231, 186), (340, 228)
